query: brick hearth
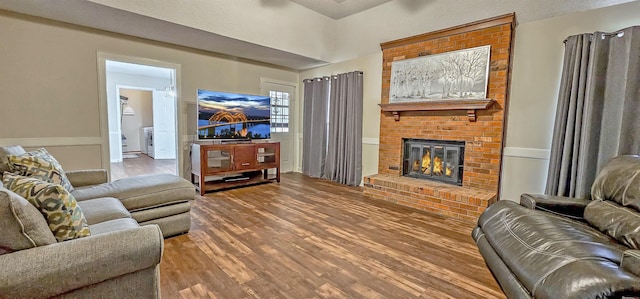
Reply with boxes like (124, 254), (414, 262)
(364, 14), (515, 221)
(364, 175), (497, 222)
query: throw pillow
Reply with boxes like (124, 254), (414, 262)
(0, 145), (26, 181)
(8, 148), (74, 192)
(3, 173), (91, 242)
(0, 186), (56, 254)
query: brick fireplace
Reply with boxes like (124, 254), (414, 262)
(363, 14), (515, 222)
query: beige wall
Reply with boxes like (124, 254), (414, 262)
(501, 0), (640, 201)
(0, 11), (298, 174)
(298, 52), (382, 179)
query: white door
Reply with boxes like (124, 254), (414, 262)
(152, 91), (176, 160)
(263, 82), (295, 173)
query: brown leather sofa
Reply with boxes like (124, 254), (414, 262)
(473, 155), (640, 298)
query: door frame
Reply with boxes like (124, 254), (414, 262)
(97, 52), (182, 179)
(260, 77), (297, 173)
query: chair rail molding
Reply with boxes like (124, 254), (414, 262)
(503, 147), (550, 160)
(0, 137), (103, 147)
(362, 137), (379, 145)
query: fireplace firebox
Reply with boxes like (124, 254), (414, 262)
(402, 139), (465, 186)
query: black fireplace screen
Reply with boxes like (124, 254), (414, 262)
(402, 139), (465, 186)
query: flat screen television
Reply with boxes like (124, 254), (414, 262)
(197, 89), (271, 140)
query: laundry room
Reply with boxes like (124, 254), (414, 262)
(120, 89), (153, 158)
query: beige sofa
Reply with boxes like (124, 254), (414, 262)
(0, 145), (195, 298)
(69, 170), (194, 238)
(2, 145), (195, 238)
(0, 185), (164, 298)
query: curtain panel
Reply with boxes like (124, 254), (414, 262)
(302, 77), (330, 178)
(546, 26), (640, 198)
(302, 71), (363, 186)
(325, 72), (364, 186)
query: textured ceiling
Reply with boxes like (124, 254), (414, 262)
(290, 0), (392, 19)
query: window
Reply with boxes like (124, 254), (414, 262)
(270, 90), (289, 133)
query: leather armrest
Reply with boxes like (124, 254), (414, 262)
(66, 169), (108, 187)
(622, 250), (640, 277)
(520, 193), (591, 220)
(0, 225), (163, 298)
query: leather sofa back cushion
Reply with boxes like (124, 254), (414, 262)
(0, 186), (56, 254)
(591, 155), (640, 211)
(584, 200), (640, 249)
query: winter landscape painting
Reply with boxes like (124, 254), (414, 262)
(389, 45), (490, 103)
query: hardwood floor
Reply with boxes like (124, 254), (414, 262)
(161, 173), (505, 299)
(110, 153), (176, 180)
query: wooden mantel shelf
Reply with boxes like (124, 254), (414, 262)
(378, 99), (494, 122)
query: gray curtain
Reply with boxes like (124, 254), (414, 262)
(324, 71), (363, 186)
(546, 26), (640, 198)
(302, 77), (330, 178)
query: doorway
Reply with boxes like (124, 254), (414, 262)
(104, 59), (178, 180)
(262, 79), (296, 173)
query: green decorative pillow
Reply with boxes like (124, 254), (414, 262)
(0, 186), (56, 254)
(8, 148), (74, 192)
(3, 173), (91, 242)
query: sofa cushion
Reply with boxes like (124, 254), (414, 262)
(89, 218), (139, 235)
(585, 200), (640, 249)
(7, 148), (74, 192)
(591, 155), (640, 210)
(130, 201), (191, 223)
(3, 173), (91, 242)
(71, 174), (194, 211)
(0, 186), (56, 254)
(478, 200), (640, 297)
(77, 197), (131, 225)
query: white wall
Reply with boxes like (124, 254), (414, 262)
(332, 0), (636, 63)
(500, 0), (640, 201)
(86, 0), (636, 65)
(89, 0), (336, 61)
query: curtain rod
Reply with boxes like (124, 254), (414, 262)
(601, 31), (625, 39)
(563, 30), (625, 43)
(304, 71), (363, 82)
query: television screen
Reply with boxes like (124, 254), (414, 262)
(197, 89), (271, 140)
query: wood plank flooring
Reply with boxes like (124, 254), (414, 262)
(161, 173), (505, 299)
(110, 153), (176, 180)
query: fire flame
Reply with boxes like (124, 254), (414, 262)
(239, 128), (248, 137)
(420, 152), (453, 177)
(422, 150), (431, 174)
(433, 156), (443, 176)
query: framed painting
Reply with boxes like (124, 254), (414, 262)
(389, 45), (491, 103)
